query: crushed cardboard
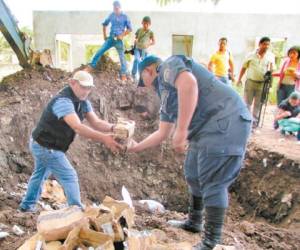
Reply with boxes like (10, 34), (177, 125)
(19, 196), (191, 250)
(37, 206), (87, 241)
(102, 196), (135, 228)
(18, 233), (44, 250)
(126, 229), (157, 250)
(113, 118), (135, 145)
(60, 226), (114, 250)
(41, 180), (67, 204)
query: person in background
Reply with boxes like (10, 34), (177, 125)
(131, 16), (155, 81)
(237, 37), (275, 127)
(208, 37), (235, 85)
(274, 92), (300, 136)
(273, 46), (300, 105)
(85, 1), (132, 82)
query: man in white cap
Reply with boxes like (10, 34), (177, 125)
(19, 71), (121, 212)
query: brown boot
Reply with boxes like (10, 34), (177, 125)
(84, 65), (95, 73)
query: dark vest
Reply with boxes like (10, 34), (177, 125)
(32, 86), (85, 152)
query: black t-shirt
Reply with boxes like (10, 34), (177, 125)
(278, 99), (300, 118)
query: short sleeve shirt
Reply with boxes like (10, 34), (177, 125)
(282, 65), (297, 85)
(209, 51), (233, 77)
(243, 50), (275, 81)
(278, 99), (300, 118)
(52, 98), (93, 119)
(102, 12), (132, 37)
(135, 28), (154, 50)
(155, 56), (192, 123)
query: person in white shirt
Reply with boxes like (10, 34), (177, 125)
(237, 37), (275, 127)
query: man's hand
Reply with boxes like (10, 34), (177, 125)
(291, 71), (297, 79)
(230, 74), (235, 83)
(102, 134), (123, 153)
(126, 139), (139, 153)
(283, 111), (292, 117)
(172, 129), (188, 153)
(236, 79), (242, 86)
(117, 34), (124, 40)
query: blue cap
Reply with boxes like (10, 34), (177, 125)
(138, 55), (162, 87)
(113, 1), (121, 8)
(289, 91), (300, 100)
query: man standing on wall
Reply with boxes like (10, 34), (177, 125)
(86, 1), (132, 82)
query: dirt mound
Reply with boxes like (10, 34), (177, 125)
(232, 145), (300, 229)
(0, 61), (299, 249)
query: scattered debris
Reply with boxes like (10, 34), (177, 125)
(0, 232), (9, 239)
(281, 193), (293, 208)
(138, 200), (165, 214)
(262, 158), (267, 167)
(122, 186), (133, 208)
(213, 245), (236, 250)
(239, 221), (255, 236)
(12, 225), (25, 236)
(0, 61), (299, 250)
(41, 180), (67, 205)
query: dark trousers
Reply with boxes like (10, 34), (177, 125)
(277, 84), (295, 105)
(184, 111), (251, 208)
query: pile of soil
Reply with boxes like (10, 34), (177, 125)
(0, 60), (299, 249)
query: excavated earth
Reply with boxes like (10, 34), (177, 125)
(0, 60), (299, 250)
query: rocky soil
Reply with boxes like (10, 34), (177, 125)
(0, 60), (299, 249)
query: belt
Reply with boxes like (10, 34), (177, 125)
(248, 79), (264, 83)
(34, 136), (66, 152)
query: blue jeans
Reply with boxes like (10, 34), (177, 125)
(277, 84), (295, 105)
(20, 139), (82, 210)
(217, 76), (231, 85)
(90, 36), (127, 75)
(131, 48), (147, 78)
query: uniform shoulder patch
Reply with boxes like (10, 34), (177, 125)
(163, 68), (171, 82)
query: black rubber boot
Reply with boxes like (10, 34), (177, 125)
(168, 195), (203, 233)
(193, 207), (226, 250)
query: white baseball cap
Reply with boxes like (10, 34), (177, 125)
(72, 70), (94, 87)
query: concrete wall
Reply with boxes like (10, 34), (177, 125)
(33, 11), (300, 72)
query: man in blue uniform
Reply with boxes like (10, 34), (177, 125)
(127, 55), (252, 249)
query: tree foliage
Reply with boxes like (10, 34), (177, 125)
(156, 0), (220, 6)
(0, 26), (33, 51)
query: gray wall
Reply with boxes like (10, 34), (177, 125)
(33, 11), (300, 72)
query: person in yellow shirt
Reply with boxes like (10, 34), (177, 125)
(208, 37), (235, 85)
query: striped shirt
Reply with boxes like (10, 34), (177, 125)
(52, 98), (92, 119)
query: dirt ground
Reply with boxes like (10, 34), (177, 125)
(0, 62), (299, 250)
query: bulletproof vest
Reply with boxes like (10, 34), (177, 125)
(32, 86), (85, 152)
(176, 56), (247, 139)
